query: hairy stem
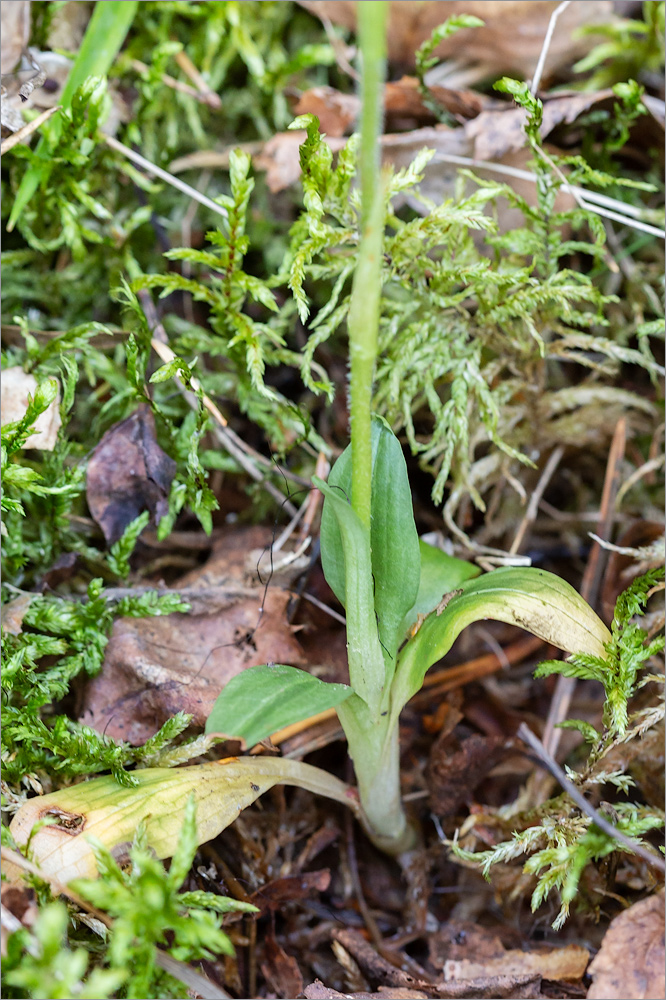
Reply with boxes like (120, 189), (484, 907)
(348, 0), (387, 529)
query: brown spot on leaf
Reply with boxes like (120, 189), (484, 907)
(41, 808), (85, 834)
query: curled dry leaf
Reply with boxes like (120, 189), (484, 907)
(8, 757), (360, 886)
(297, 1), (613, 77)
(294, 78), (487, 137)
(85, 403), (176, 545)
(0, 367), (61, 450)
(587, 890), (665, 1000)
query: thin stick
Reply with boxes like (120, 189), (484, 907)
(150, 336), (228, 427)
(103, 134), (229, 222)
(173, 48), (223, 108)
(425, 153), (665, 239)
(517, 724), (665, 873)
(413, 634), (544, 700)
(509, 445), (565, 555)
(344, 808), (384, 949)
(0, 106), (61, 155)
(530, 1), (572, 95)
(129, 58), (221, 108)
(541, 418), (626, 759)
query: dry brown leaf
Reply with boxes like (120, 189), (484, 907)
(312, 985), (430, 999)
(251, 869), (331, 914)
(429, 920), (506, 970)
(304, 982), (428, 999)
(295, 85), (360, 136)
(0, 593), (33, 636)
(0, 367), (61, 450)
(0, 0), (30, 75)
(466, 90), (614, 161)
(295, 78), (487, 137)
(427, 732), (506, 816)
(78, 587), (305, 743)
(261, 930), (304, 1000)
(587, 891), (665, 1000)
(1, 881), (38, 957)
(297, 1), (613, 76)
(85, 404), (176, 545)
(445, 944), (589, 983)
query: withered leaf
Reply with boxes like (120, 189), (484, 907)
(1, 593), (33, 636)
(251, 869), (331, 914)
(0, 367), (61, 450)
(86, 404), (176, 545)
(587, 890), (665, 1000)
(445, 944), (589, 984)
(78, 587), (304, 743)
(261, 929), (304, 1000)
(427, 732), (506, 816)
(297, 2), (613, 77)
(466, 91), (614, 162)
(305, 982), (428, 999)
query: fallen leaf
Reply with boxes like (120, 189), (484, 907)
(297, 1), (613, 77)
(0, 367), (61, 450)
(0, 0), (30, 75)
(38, 551), (81, 592)
(0, 593), (33, 635)
(587, 891), (665, 999)
(0, 882), (38, 956)
(429, 920), (506, 970)
(250, 869), (331, 914)
(85, 404), (176, 545)
(294, 79), (487, 137)
(8, 757), (360, 886)
(295, 86), (360, 136)
(78, 587), (305, 743)
(466, 90), (614, 161)
(256, 128), (347, 192)
(304, 982), (428, 999)
(261, 929), (305, 1000)
(427, 732), (506, 815)
(445, 944), (589, 983)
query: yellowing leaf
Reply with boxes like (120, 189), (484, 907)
(9, 758), (360, 886)
(391, 567), (612, 719)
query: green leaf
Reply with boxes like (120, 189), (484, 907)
(391, 567), (612, 722)
(314, 477), (387, 713)
(205, 664), (351, 747)
(319, 416), (420, 664)
(8, 0), (138, 230)
(403, 539), (480, 630)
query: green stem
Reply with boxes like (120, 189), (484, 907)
(348, 0), (387, 529)
(338, 696), (417, 855)
(339, 2), (419, 854)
